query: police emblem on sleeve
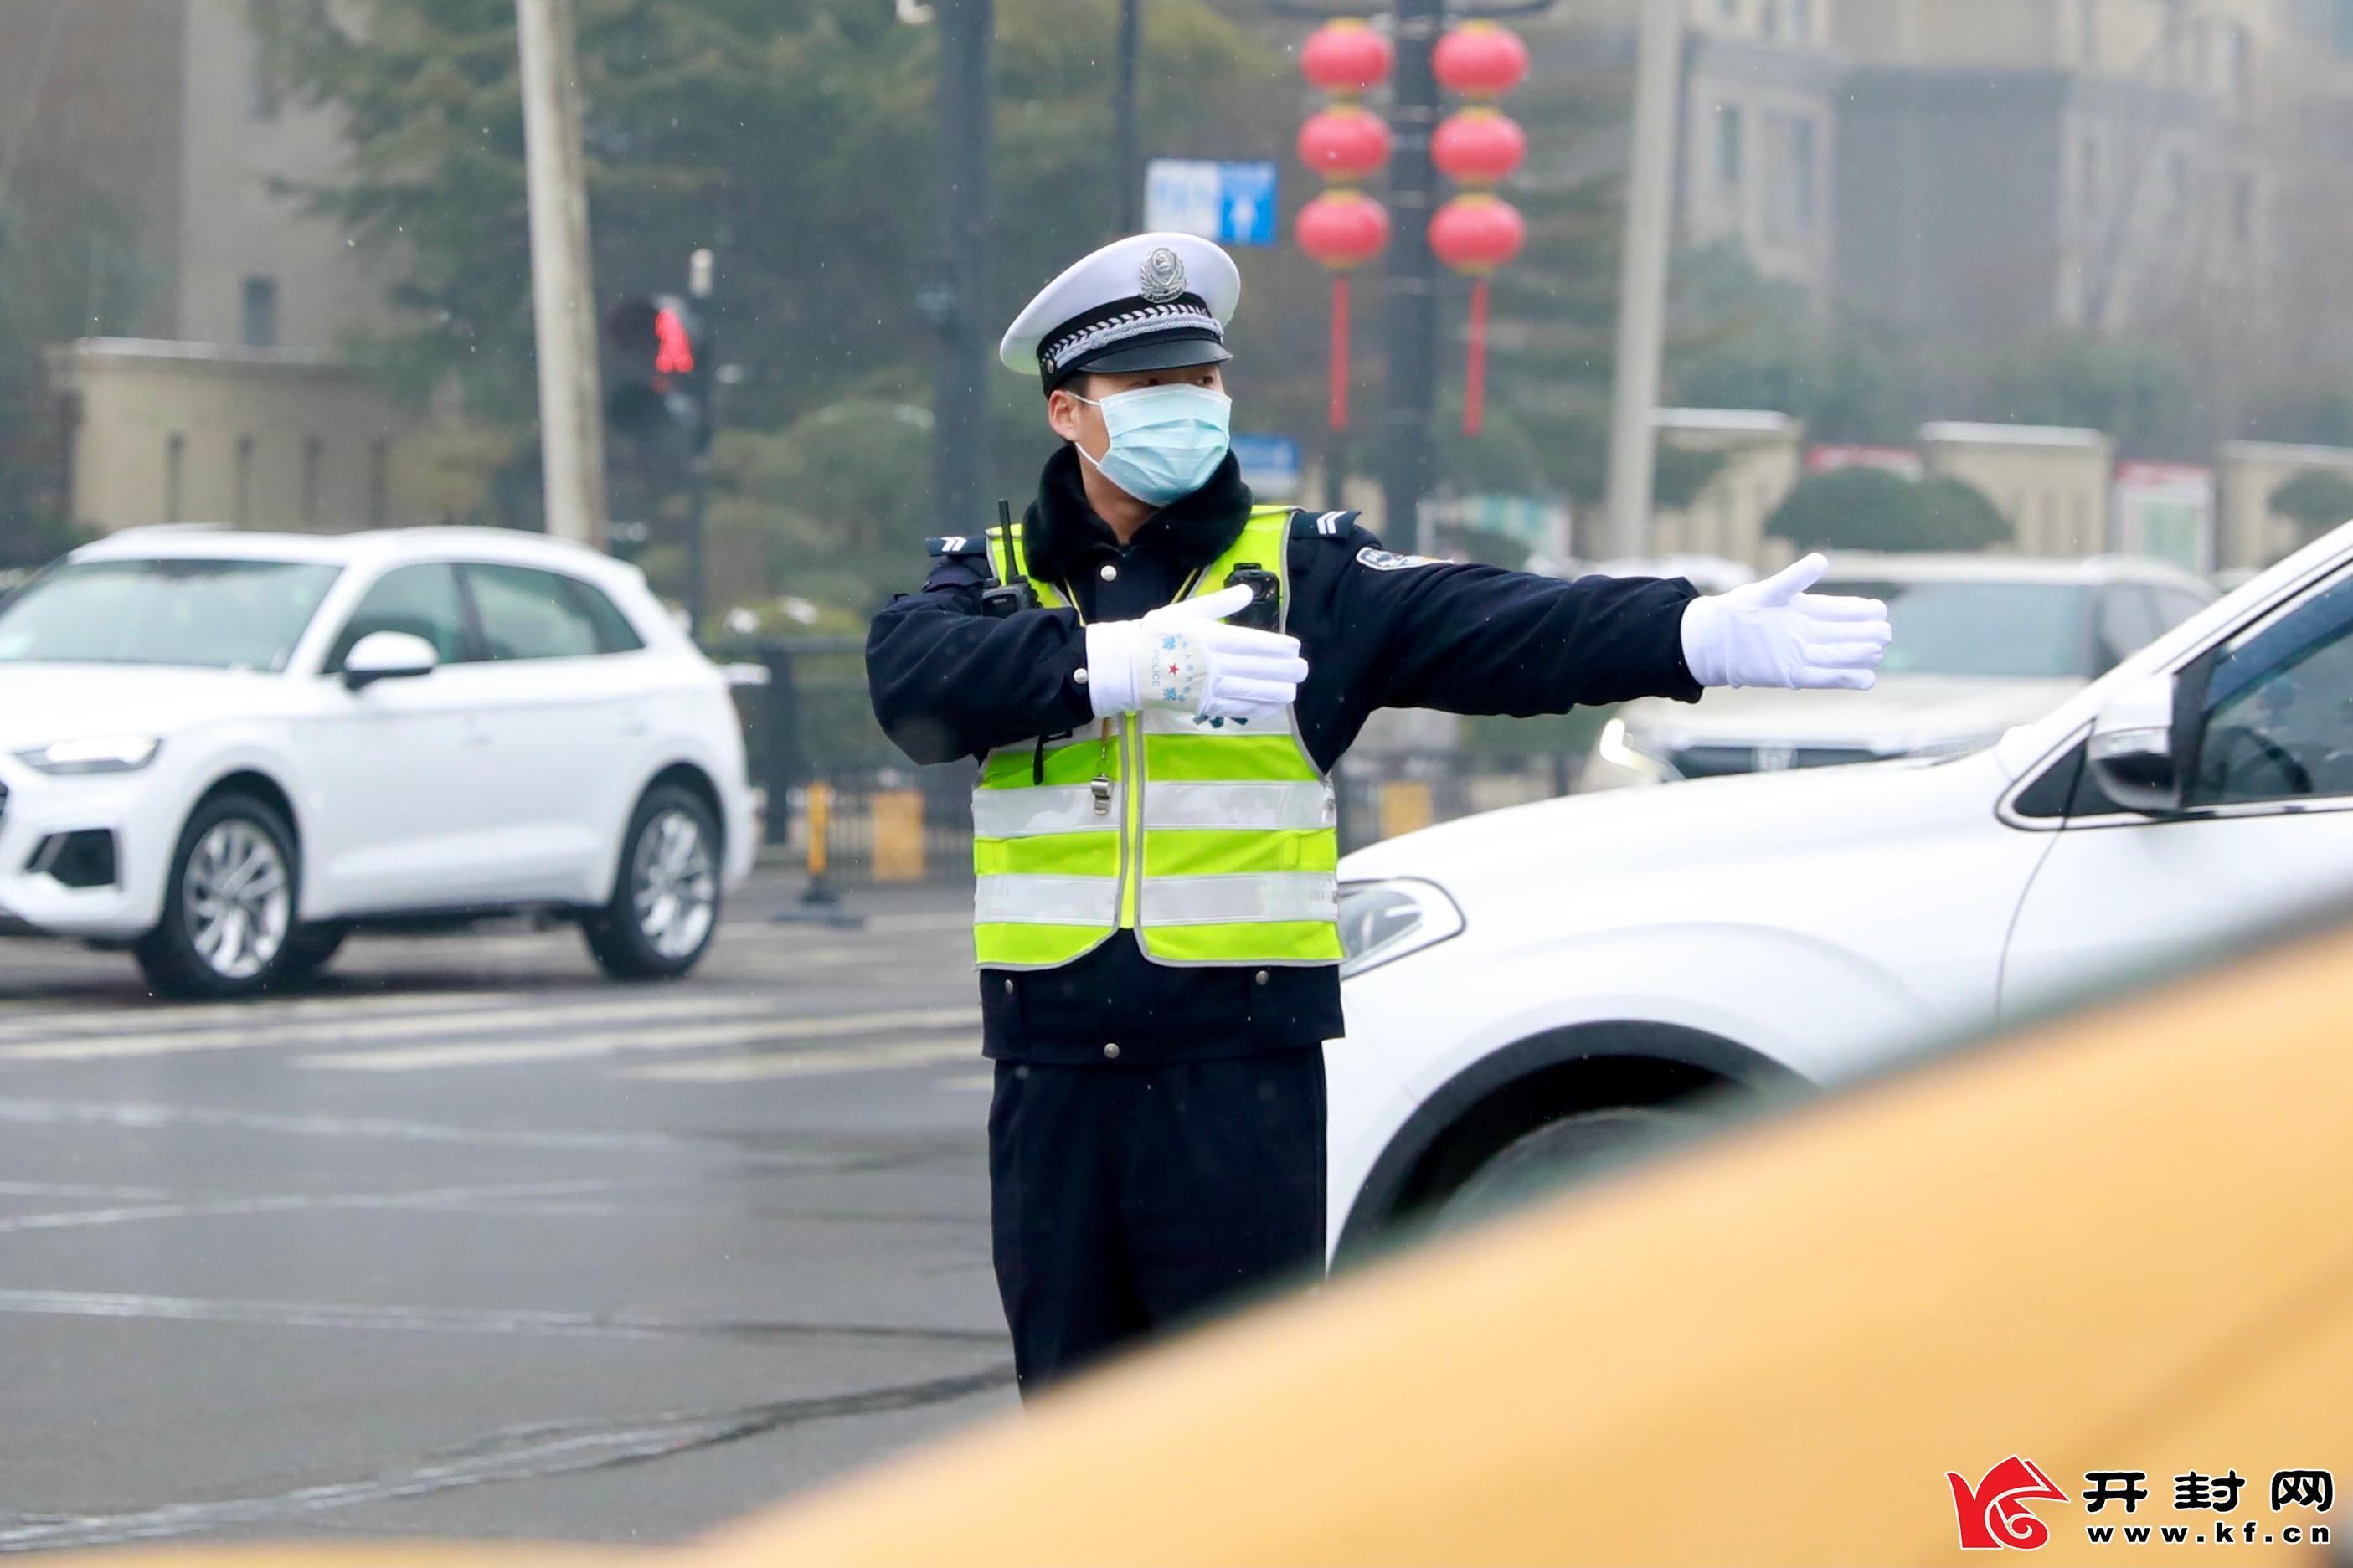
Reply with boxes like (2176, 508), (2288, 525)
(1356, 545), (1440, 571)
(1139, 247), (1187, 304)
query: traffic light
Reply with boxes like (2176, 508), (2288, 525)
(602, 293), (712, 455)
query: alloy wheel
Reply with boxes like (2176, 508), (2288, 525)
(183, 819), (291, 980)
(631, 809), (717, 960)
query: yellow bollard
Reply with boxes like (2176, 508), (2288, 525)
(801, 781), (838, 904)
(870, 789), (927, 882)
(1376, 779), (1434, 841)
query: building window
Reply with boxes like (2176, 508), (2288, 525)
(2232, 171), (2258, 246)
(1717, 0), (1738, 19)
(368, 439), (390, 529)
(234, 436), (255, 527)
(245, 0), (283, 120)
(241, 276), (279, 349)
(164, 434), (185, 522)
(2335, 0), (2353, 57)
(1716, 103), (1743, 186)
(301, 436), (325, 527)
(1764, 114), (1818, 239)
(1762, 0), (1808, 43)
(2224, 23), (2251, 101)
(2078, 0), (2099, 67)
(2080, 132), (2101, 214)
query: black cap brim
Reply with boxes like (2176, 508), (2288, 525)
(1053, 336), (1231, 388)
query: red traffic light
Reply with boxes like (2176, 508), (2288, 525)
(654, 306), (695, 377)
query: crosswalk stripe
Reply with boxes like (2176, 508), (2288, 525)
(299, 1006), (984, 1072)
(0, 990), (532, 1046)
(619, 1036), (977, 1082)
(0, 992), (780, 1064)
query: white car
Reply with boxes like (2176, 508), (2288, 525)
(1328, 523), (2353, 1257)
(0, 526), (756, 998)
(1582, 553), (2216, 787)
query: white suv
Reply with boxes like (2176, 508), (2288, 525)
(0, 527), (756, 997)
(1582, 553), (2216, 787)
(1329, 523), (2353, 1257)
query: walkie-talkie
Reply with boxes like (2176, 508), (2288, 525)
(1223, 563), (1280, 632)
(981, 499), (1041, 619)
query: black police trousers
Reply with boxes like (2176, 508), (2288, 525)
(987, 1046), (1327, 1396)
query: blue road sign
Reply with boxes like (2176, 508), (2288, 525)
(1145, 159), (1280, 248)
(1230, 433), (1302, 499)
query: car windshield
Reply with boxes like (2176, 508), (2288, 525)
(0, 557), (341, 671)
(1828, 579), (2093, 680)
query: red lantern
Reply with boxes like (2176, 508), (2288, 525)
(1433, 20), (1530, 100)
(1429, 195), (1525, 437)
(1297, 105), (1393, 183)
(1296, 191), (1391, 433)
(1430, 193), (1525, 275)
(1431, 107), (1526, 189)
(1300, 18), (1394, 97)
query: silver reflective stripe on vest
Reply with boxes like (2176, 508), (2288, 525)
(1143, 780), (1335, 832)
(972, 784), (1123, 839)
(974, 874), (1120, 925)
(1138, 706), (1292, 737)
(1138, 872), (1339, 927)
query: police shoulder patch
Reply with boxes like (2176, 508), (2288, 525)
(1355, 545), (1441, 572)
(1288, 508), (1362, 542)
(925, 534), (987, 559)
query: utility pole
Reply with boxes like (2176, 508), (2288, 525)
(1382, 0), (1443, 554)
(932, 0), (994, 536)
(1602, 0), (1683, 560)
(1115, 0), (1142, 233)
(516, 0), (608, 546)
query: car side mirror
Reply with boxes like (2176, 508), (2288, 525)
(342, 630), (440, 691)
(2085, 671), (2184, 814)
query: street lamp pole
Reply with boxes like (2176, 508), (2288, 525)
(932, 0), (994, 536)
(1382, 0), (1443, 554)
(1603, 0), (1683, 560)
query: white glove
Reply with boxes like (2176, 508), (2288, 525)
(1678, 553), (1892, 691)
(1083, 585), (1310, 721)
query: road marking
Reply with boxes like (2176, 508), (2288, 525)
(620, 1036), (976, 1082)
(0, 1287), (1004, 1343)
(301, 1005), (984, 1072)
(860, 911), (973, 934)
(0, 991), (780, 1063)
(0, 989), (532, 1045)
(935, 1072), (996, 1092)
(0, 1177), (637, 1235)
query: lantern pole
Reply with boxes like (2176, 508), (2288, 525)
(1115, 0), (1141, 234)
(1382, 0), (1443, 557)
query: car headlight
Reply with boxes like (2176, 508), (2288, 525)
(1595, 717), (1680, 781)
(15, 735), (162, 775)
(1337, 877), (1465, 979)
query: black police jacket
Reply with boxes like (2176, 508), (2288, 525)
(867, 447), (1702, 1066)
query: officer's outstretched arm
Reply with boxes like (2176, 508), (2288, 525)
(1323, 527), (1707, 717)
(866, 568), (1094, 766)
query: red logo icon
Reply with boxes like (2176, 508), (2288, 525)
(1948, 1457), (2069, 1550)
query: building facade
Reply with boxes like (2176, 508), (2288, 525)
(1, 0), (418, 534)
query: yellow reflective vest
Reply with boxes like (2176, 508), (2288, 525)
(972, 506), (1344, 971)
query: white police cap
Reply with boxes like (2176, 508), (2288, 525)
(1000, 232), (1241, 393)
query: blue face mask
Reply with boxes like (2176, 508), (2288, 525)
(1073, 383), (1233, 506)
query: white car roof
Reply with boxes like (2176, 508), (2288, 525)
(1820, 552), (2215, 594)
(70, 525), (641, 589)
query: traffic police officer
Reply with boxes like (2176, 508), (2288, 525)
(867, 233), (1890, 1394)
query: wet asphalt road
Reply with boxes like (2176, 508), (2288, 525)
(0, 869), (1011, 1553)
